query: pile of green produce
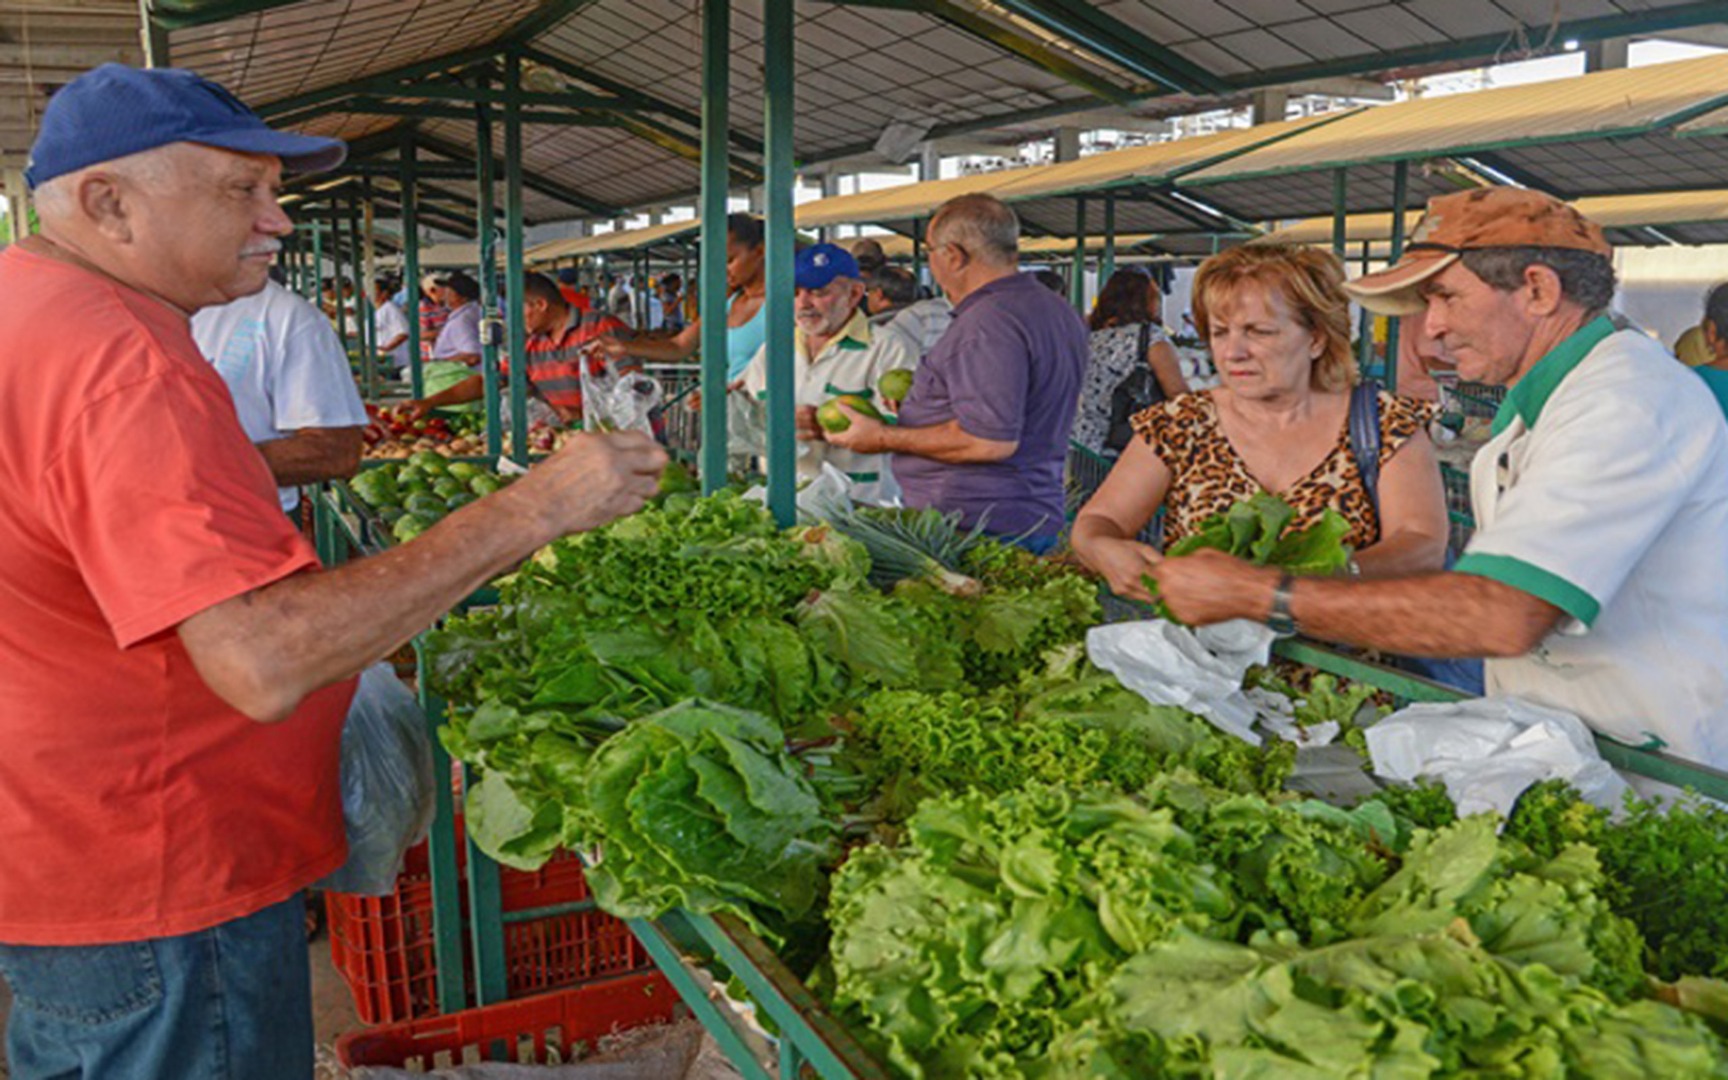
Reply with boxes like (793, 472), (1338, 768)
(826, 782), (1723, 1078)
(349, 452), (513, 542)
(428, 492), (1116, 928)
(1145, 492), (1351, 619)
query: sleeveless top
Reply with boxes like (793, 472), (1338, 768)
(725, 299), (768, 380)
(1132, 389), (1434, 549)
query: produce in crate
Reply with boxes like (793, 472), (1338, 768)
(348, 457), (517, 541)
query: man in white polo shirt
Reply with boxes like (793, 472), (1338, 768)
(1147, 187), (1728, 768)
(739, 243), (918, 504)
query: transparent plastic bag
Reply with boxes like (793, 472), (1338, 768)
(581, 354), (664, 434)
(317, 664), (436, 896)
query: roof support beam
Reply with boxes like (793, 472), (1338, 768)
(519, 46), (766, 156)
(148, 0), (306, 31)
(1236, 1), (1728, 89)
(822, 0), (1131, 105)
(413, 132), (621, 216)
(987, 0), (1229, 95)
(611, 115), (763, 185)
(255, 45), (504, 121)
(336, 79), (639, 112)
(319, 98), (623, 126)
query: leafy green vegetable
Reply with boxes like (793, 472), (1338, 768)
(1102, 929), (1727, 1079)
(1509, 780), (1728, 982)
(572, 700), (836, 930)
(1142, 493), (1353, 619)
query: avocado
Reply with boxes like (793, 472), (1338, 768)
(816, 394), (883, 433)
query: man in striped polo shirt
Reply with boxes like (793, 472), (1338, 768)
(406, 271), (628, 425)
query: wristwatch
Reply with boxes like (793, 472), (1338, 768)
(1266, 572), (1298, 638)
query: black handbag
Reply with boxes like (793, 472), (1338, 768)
(1104, 323), (1162, 453)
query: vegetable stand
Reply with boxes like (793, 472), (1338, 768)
(311, 492), (1728, 1075)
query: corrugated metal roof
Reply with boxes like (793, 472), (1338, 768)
(1260, 190), (1728, 248)
(527, 219), (699, 263)
(166, 0), (543, 113)
(794, 112), (1336, 231)
(1182, 53), (1728, 185)
(145, 0), (1728, 223)
(1, 1), (144, 168)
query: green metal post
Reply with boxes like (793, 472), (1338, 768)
(1331, 168), (1348, 259)
(763, 0), (796, 527)
(1384, 160), (1409, 393)
(1070, 196), (1087, 311)
(350, 194), (376, 403)
(476, 97), (502, 461)
(463, 771), (507, 1007)
(697, 0), (731, 494)
(328, 208), (348, 353)
(400, 134), (425, 398)
(310, 219), (324, 306)
(911, 220), (924, 281)
(504, 52), (530, 464)
(1101, 193), (1117, 283)
(413, 643), (468, 1015)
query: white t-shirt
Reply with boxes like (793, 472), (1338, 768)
(373, 299), (411, 369)
(740, 308), (919, 505)
(1454, 318), (1728, 767)
(191, 280), (369, 512)
(433, 301), (483, 360)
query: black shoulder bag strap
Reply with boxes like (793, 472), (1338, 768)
(1347, 379), (1383, 520)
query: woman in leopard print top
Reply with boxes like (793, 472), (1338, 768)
(1071, 244), (1449, 605)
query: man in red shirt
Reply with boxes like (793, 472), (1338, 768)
(405, 271), (631, 425)
(0, 65), (663, 1079)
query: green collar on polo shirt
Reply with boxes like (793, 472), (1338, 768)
(1492, 315), (1615, 437)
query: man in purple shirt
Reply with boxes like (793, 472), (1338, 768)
(827, 194), (1087, 550)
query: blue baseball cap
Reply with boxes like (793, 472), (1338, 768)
(794, 243), (860, 290)
(26, 64), (346, 189)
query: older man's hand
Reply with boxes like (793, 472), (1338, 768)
(504, 431), (666, 540)
(1148, 549), (1282, 627)
(795, 405), (826, 443)
(822, 402), (888, 453)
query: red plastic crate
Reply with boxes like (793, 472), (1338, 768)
(326, 827), (651, 1024)
(336, 972), (679, 1069)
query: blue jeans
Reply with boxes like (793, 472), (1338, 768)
(0, 893), (312, 1080)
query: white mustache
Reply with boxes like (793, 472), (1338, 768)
(242, 242), (282, 258)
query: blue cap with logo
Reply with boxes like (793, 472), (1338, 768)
(26, 63), (346, 190)
(794, 243), (861, 290)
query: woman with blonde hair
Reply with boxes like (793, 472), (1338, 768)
(1072, 244), (1448, 602)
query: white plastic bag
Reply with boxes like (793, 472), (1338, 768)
(1366, 695), (1629, 820)
(582, 356), (663, 434)
(1086, 619), (1274, 745)
(317, 664), (437, 896)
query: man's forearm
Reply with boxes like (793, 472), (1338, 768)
(875, 419), (1016, 464)
(178, 491), (557, 722)
(256, 427), (363, 487)
(1288, 572), (1559, 658)
(419, 374), (485, 411)
(178, 433), (667, 723)
(617, 337), (695, 363)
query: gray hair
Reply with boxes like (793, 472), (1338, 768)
(1459, 247), (1617, 315)
(929, 193), (1018, 265)
(32, 144), (182, 221)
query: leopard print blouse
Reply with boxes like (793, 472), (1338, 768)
(1130, 389), (1435, 550)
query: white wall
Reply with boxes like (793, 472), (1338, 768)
(1614, 245), (1728, 348)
